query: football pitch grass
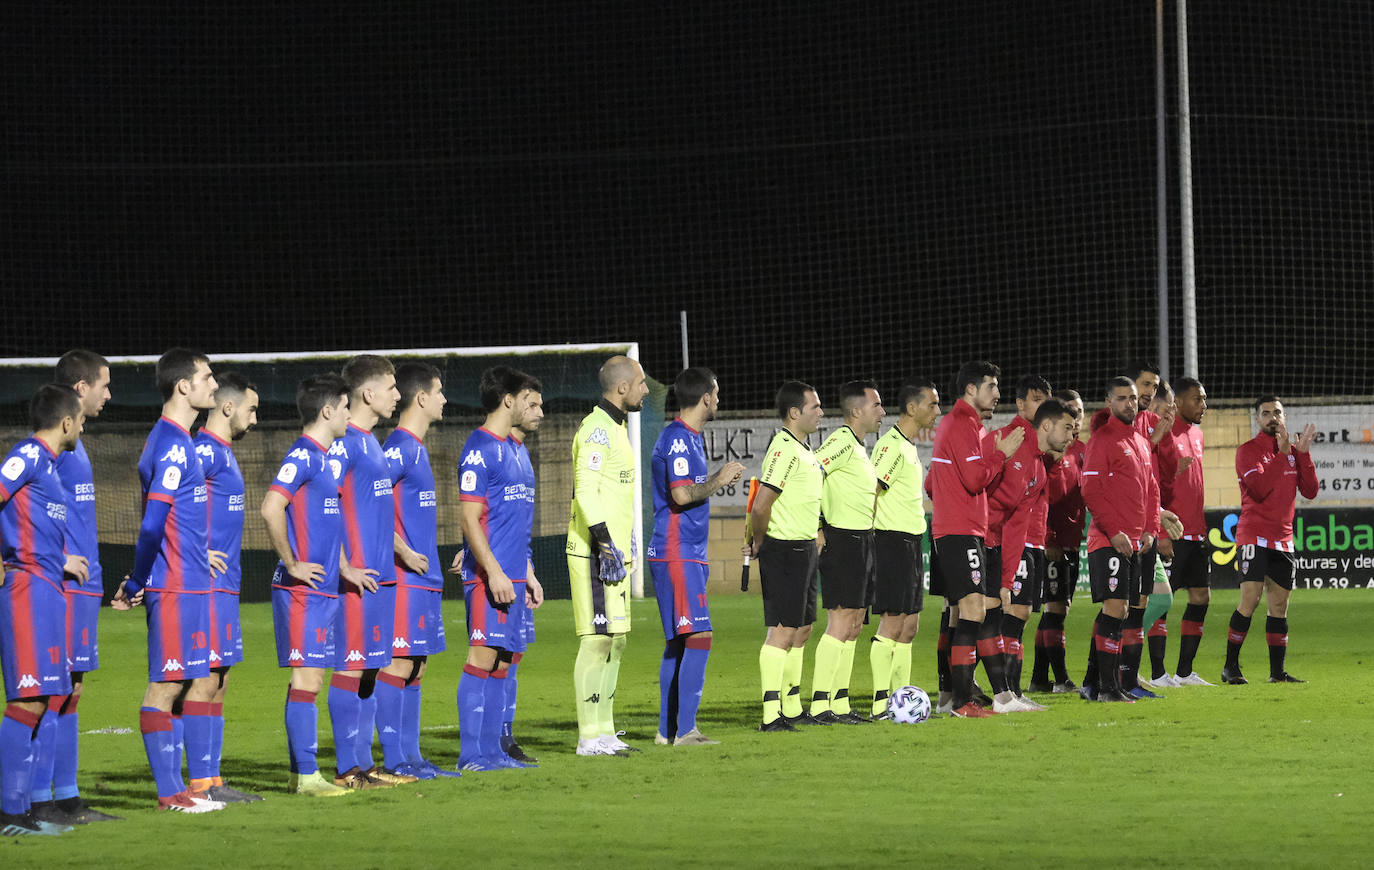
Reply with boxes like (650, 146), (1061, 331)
(10, 589), (1371, 868)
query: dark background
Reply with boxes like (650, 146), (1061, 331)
(5, 2), (1372, 408)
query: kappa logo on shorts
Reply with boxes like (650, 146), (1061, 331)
(162, 658), (184, 673)
(17, 674), (39, 690)
(677, 616), (691, 627)
(289, 649), (305, 662)
(470, 629), (486, 641)
(208, 650), (221, 663)
(392, 636), (409, 649)
(345, 650), (364, 663)
(592, 614), (608, 626)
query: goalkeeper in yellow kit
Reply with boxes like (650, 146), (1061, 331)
(566, 356), (650, 756)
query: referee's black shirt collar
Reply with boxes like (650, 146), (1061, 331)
(597, 397), (628, 426)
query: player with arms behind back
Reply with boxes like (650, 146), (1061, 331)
(1223, 396), (1318, 685)
(0, 385), (84, 837)
(113, 349), (226, 812)
(260, 374), (354, 798)
(648, 367), (743, 746)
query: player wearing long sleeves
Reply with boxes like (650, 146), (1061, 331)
(867, 380), (940, 718)
(1028, 390), (1086, 694)
(190, 373), (262, 803)
(747, 381), (825, 731)
(928, 361), (1023, 718)
(0, 385), (84, 837)
(648, 368), (743, 746)
(1223, 397), (1318, 685)
(260, 374), (354, 798)
(112, 349), (227, 812)
(567, 356), (648, 754)
(26, 351), (120, 826)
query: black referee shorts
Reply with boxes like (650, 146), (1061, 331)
(819, 526), (875, 610)
(872, 529), (924, 615)
(1168, 539), (1210, 590)
(759, 536), (819, 628)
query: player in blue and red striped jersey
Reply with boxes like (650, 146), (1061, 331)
(453, 366), (545, 771)
(112, 349), (227, 813)
(260, 373), (353, 798)
(190, 372), (262, 803)
(0, 385), (84, 837)
(499, 405), (545, 765)
(648, 368), (743, 746)
(326, 355), (416, 789)
(376, 362), (459, 780)
(23, 352), (121, 827)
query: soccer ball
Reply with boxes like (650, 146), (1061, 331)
(887, 685), (931, 723)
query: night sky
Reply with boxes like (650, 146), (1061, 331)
(5, 2), (1372, 409)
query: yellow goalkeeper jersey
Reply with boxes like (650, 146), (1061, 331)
(566, 399), (637, 560)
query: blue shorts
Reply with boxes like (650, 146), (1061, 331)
(522, 606), (536, 647)
(464, 580), (528, 654)
(0, 573), (71, 701)
(392, 584), (445, 657)
(208, 590), (243, 667)
(144, 590), (211, 683)
(66, 590), (102, 673)
(650, 560), (713, 639)
(272, 584), (339, 669)
(334, 582), (395, 671)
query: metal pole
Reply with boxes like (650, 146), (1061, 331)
(627, 341), (644, 599)
(1178, 0), (1199, 377)
(680, 310), (689, 371)
(1156, 0), (1170, 383)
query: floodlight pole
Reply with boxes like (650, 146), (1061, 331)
(680, 310), (689, 370)
(1178, 0), (1199, 378)
(627, 341), (645, 599)
(1155, 0), (1170, 383)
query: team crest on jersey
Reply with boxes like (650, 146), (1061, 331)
(461, 470), (478, 492)
(276, 463), (298, 484)
(160, 445), (188, 466)
(1, 456), (23, 481)
(669, 438), (688, 455)
(1288, 454), (1296, 467)
(588, 451), (603, 471)
(1122, 447), (1133, 457)
(673, 456), (690, 477)
(1012, 460), (1022, 470)
(288, 447), (312, 461)
(586, 427), (610, 446)
(161, 466), (182, 490)
(462, 449), (486, 468)
(1108, 577), (1118, 592)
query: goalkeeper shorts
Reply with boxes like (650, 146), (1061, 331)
(569, 554), (632, 636)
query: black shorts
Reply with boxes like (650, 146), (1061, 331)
(933, 535), (993, 601)
(1009, 547), (1044, 608)
(819, 526), (875, 610)
(928, 540), (944, 598)
(759, 537), (819, 628)
(1238, 544), (1296, 591)
(1088, 547), (1139, 603)
(1138, 541), (1158, 601)
(872, 530), (924, 615)
(1168, 539), (1210, 589)
(1041, 555), (1076, 605)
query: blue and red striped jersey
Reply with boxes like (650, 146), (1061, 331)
(648, 419), (711, 564)
(195, 429), (246, 593)
(135, 417), (212, 593)
(53, 438), (102, 596)
(0, 436), (69, 590)
(268, 433), (342, 595)
(335, 423), (397, 586)
(457, 427), (534, 584)
(384, 427), (442, 591)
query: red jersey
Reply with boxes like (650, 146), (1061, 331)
(929, 399), (1006, 540)
(1235, 433), (1318, 551)
(1046, 439), (1087, 553)
(1157, 416), (1206, 539)
(1082, 414), (1159, 553)
(986, 417), (1048, 588)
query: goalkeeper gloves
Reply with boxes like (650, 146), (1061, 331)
(589, 522), (627, 585)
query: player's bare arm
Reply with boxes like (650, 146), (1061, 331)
(745, 485), (779, 558)
(394, 531), (429, 575)
(461, 499), (515, 604)
(671, 460), (745, 506)
(260, 489), (325, 588)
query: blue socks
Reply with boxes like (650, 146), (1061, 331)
(139, 707), (182, 799)
(355, 691), (377, 771)
(28, 700), (58, 804)
(677, 636), (712, 736)
(456, 665), (488, 764)
(284, 688), (319, 775)
(481, 670), (508, 759)
(374, 671), (407, 770)
(327, 674), (362, 775)
(182, 701), (215, 783)
(53, 701), (80, 801)
(402, 680), (423, 762)
(659, 641), (683, 738)
(2, 707), (42, 815)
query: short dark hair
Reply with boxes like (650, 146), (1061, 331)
(673, 367), (717, 410)
(1053, 388), (1082, 406)
(478, 365), (541, 414)
(775, 381), (815, 421)
(297, 373), (349, 427)
(30, 384), (82, 431)
(1033, 396), (1073, 429)
(54, 350), (108, 389)
(1105, 375), (1135, 398)
(156, 348), (209, 401)
(838, 379), (878, 414)
(396, 362), (442, 410)
(213, 372), (256, 403)
(1254, 394), (1281, 412)
(1128, 361), (1161, 380)
(896, 379), (938, 413)
(1174, 376), (1203, 399)
(1155, 380), (1174, 401)
(954, 361), (1000, 398)
(1015, 374), (1052, 400)
(342, 355), (395, 397)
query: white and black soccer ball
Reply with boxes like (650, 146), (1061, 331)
(887, 685), (931, 723)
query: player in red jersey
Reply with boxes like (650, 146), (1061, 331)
(928, 361), (1023, 718)
(1223, 397), (1317, 684)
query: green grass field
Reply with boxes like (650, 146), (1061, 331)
(8, 590), (1371, 868)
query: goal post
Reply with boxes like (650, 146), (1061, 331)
(0, 342), (658, 601)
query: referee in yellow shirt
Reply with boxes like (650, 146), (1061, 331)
(746, 381), (824, 731)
